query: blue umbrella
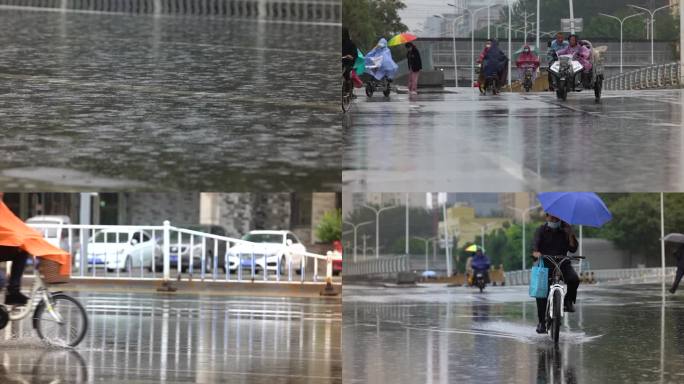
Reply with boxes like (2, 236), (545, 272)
(537, 192), (612, 228)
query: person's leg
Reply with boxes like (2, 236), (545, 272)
(408, 72), (414, 93)
(561, 261), (580, 309)
(413, 72), (420, 93)
(536, 297), (547, 332)
(0, 246), (29, 305)
(7, 251), (27, 293)
(670, 267), (684, 293)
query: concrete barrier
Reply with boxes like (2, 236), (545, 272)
(0, 0), (340, 21)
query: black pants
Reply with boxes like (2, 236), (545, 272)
(342, 59), (354, 81)
(0, 246), (28, 292)
(536, 260), (580, 324)
(672, 267), (684, 292)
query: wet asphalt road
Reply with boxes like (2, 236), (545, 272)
(0, 291), (342, 383)
(343, 88), (684, 192)
(0, 9), (339, 191)
(343, 283), (684, 384)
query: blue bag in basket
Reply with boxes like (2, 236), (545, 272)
(529, 258), (549, 298)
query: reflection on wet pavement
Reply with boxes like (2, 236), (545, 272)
(1, 292), (342, 383)
(343, 89), (684, 192)
(0, 9), (340, 191)
(343, 284), (684, 384)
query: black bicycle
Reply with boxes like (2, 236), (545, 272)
(541, 254), (585, 344)
(342, 58), (355, 113)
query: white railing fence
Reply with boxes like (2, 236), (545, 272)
(505, 266), (677, 286)
(605, 62), (681, 90)
(23, 221), (333, 284)
(344, 255), (410, 276)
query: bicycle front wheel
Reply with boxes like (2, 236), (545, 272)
(33, 293), (88, 347)
(551, 290), (562, 344)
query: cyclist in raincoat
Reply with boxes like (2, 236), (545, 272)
(0, 193), (71, 306)
(364, 38), (398, 81)
(557, 35), (592, 72)
(516, 44), (540, 81)
(482, 39), (508, 92)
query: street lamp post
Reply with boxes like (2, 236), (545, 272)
(508, 0), (512, 88)
(521, 11), (536, 45)
(414, 236), (437, 271)
(507, 204), (542, 270)
(479, 222), (496, 250)
(448, 3), (494, 88)
(628, 3), (674, 65)
(361, 234), (370, 260)
(436, 14), (466, 89)
(362, 204), (400, 259)
(599, 12), (644, 73)
(343, 220), (373, 263)
(681, 0), (684, 85)
(536, 0), (540, 51)
(568, 0), (575, 34)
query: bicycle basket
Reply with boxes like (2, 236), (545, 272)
(38, 259), (70, 284)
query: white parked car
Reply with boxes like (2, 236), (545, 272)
(75, 229), (161, 272)
(26, 215), (72, 251)
(225, 230), (306, 275)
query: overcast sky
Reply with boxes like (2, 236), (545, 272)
(399, 0), (510, 32)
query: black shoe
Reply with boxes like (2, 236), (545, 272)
(536, 322), (547, 334)
(5, 291), (28, 306)
(669, 288), (676, 294)
(564, 302), (575, 313)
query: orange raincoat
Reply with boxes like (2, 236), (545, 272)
(0, 201), (71, 275)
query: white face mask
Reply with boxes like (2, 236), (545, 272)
(547, 221), (560, 229)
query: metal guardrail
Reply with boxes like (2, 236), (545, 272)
(23, 221), (333, 284)
(605, 62), (681, 90)
(0, 0), (340, 21)
(345, 255), (410, 276)
(505, 266), (677, 286)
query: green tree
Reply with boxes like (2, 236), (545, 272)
(315, 209), (342, 243)
(589, 193), (684, 265)
(496, 0), (678, 41)
(343, 0), (408, 50)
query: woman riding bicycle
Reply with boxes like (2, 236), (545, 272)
(342, 27), (358, 82)
(0, 193), (71, 306)
(532, 213), (579, 334)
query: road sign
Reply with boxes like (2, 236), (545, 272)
(439, 238), (454, 249)
(560, 18), (583, 32)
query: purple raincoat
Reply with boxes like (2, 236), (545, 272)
(557, 43), (592, 72)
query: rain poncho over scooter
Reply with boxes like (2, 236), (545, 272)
(364, 38), (398, 81)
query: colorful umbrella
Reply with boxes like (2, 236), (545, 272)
(387, 33), (417, 47)
(0, 201), (71, 275)
(353, 48), (365, 75)
(537, 192), (612, 228)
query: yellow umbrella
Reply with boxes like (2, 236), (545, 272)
(465, 244), (482, 253)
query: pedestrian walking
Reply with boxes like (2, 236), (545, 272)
(405, 42), (422, 95)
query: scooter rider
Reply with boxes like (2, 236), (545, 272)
(471, 249), (491, 283)
(556, 34), (593, 88)
(547, 32), (568, 91)
(516, 44), (540, 83)
(532, 213), (579, 334)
